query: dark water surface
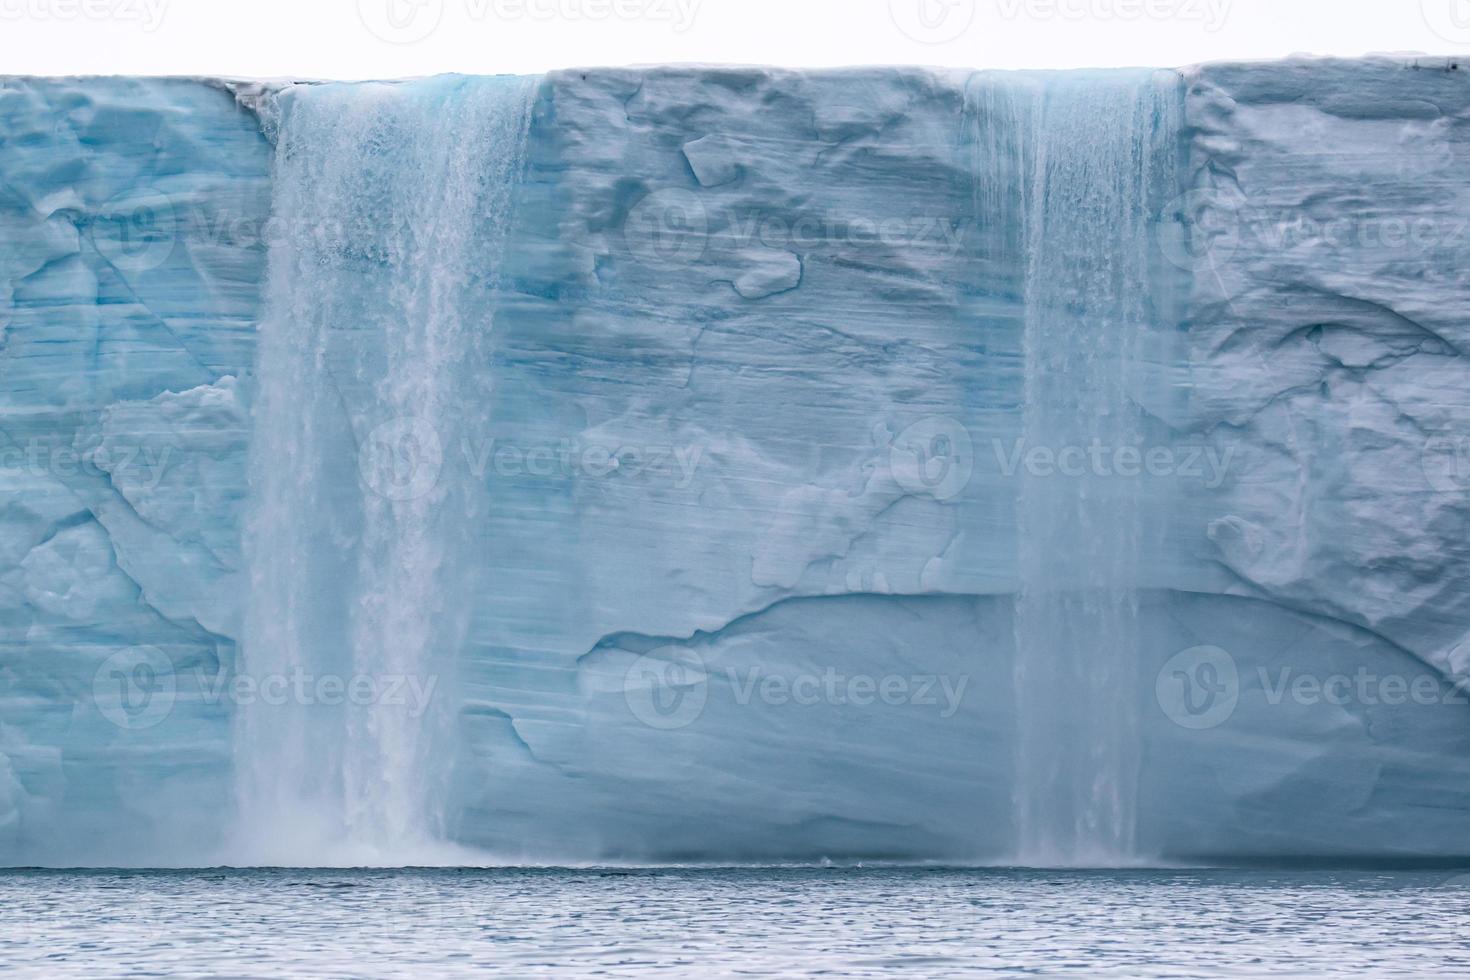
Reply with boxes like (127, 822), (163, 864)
(3, 867), (1469, 977)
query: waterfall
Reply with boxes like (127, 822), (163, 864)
(232, 68), (1179, 867)
(1003, 71), (1183, 866)
(235, 76), (535, 865)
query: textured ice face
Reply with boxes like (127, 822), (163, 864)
(2, 60), (1470, 868)
(0, 77), (266, 866)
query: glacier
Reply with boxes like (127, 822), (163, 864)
(1, 59), (1469, 867)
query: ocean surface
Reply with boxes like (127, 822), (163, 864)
(3, 868), (1469, 977)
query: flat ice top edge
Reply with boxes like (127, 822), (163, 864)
(0, 52), (1465, 86)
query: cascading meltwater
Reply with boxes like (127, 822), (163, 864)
(994, 70), (1184, 866)
(235, 76), (536, 865)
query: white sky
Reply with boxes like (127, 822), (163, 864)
(0, 0), (1464, 78)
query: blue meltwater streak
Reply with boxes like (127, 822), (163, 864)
(235, 76), (536, 866)
(999, 70), (1185, 866)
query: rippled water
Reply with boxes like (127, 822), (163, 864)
(3, 868), (1470, 977)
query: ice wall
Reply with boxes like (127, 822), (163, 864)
(1, 59), (1468, 867)
(1147, 58), (1470, 862)
(0, 78), (266, 865)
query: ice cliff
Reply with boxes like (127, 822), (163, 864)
(1, 59), (1469, 867)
